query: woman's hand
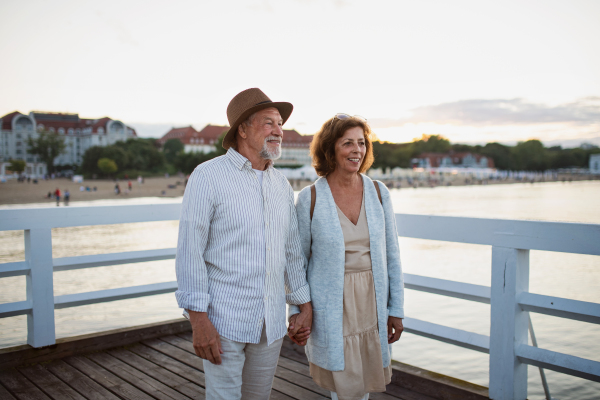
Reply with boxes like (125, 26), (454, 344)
(387, 316), (404, 344)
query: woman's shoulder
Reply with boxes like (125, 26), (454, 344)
(363, 174), (390, 198)
(296, 183), (313, 206)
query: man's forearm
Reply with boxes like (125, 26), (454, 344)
(298, 302), (312, 313)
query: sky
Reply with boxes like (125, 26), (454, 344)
(1, 0), (599, 146)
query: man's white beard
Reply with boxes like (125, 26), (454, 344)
(260, 136), (282, 160)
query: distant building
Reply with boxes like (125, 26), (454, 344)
(590, 154), (600, 174)
(412, 152), (495, 169)
(157, 125), (228, 154)
(0, 111), (137, 177)
(158, 124), (313, 166)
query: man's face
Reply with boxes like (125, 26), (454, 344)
(242, 107), (283, 161)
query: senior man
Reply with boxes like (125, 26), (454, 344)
(175, 88), (313, 399)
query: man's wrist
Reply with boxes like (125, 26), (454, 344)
(298, 302), (312, 312)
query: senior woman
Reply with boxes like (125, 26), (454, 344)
(289, 114), (405, 400)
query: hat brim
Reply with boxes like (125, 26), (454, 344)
(222, 102), (293, 150)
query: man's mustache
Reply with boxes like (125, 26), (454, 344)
(265, 136), (282, 144)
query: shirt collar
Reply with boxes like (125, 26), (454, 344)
(226, 147), (273, 171)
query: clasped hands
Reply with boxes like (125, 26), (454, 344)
(287, 302), (313, 346)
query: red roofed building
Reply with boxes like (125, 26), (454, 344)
(0, 110), (137, 177)
(158, 124), (314, 166)
(412, 152), (495, 169)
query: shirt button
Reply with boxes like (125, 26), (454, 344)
(267, 247), (271, 251)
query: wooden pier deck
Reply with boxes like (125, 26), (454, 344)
(0, 320), (489, 400)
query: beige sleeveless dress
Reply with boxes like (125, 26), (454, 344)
(309, 193), (392, 400)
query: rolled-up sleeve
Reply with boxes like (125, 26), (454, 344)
(378, 181), (405, 318)
(175, 168), (213, 312)
(284, 186), (311, 306)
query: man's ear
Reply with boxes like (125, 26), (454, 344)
(238, 125), (247, 140)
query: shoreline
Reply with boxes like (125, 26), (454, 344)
(1, 175), (598, 207)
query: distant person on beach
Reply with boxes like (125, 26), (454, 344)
(64, 190), (70, 206)
(114, 183), (120, 195)
(54, 188), (61, 206)
(292, 114), (404, 400)
(175, 88), (312, 399)
(128, 180), (132, 191)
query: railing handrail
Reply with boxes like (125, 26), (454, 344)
(1, 203), (599, 399)
(2, 206), (598, 255)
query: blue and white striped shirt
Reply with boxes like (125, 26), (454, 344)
(175, 148), (311, 345)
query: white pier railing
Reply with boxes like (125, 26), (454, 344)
(1, 205), (600, 400)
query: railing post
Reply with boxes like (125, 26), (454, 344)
(489, 246), (529, 400)
(24, 228), (56, 347)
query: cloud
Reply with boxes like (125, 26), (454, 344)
(370, 97), (600, 128)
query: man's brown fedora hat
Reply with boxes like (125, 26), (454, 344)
(223, 88), (293, 150)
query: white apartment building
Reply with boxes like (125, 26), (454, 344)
(590, 153), (600, 174)
(0, 111), (136, 177)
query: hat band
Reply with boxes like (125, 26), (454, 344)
(254, 100), (272, 106)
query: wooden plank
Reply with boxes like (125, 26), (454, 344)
(390, 361), (489, 400)
(274, 365), (329, 397)
(271, 376), (328, 400)
(87, 352), (190, 400)
(18, 364), (86, 400)
(277, 356), (311, 377)
(0, 319), (191, 370)
(279, 337), (309, 366)
(108, 348), (204, 399)
(0, 369), (51, 400)
(160, 335), (196, 354)
(383, 384), (437, 400)
(129, 344), (292, 400)
(142, 339), (205, 373)
(44, 359), (120, 400)
(128, 344), (206, 388)
(0, 382), (17, 400)
(64, 355), (154, 400)
(269, 389), (296, 400)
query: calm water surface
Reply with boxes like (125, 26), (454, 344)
(1, 181), (599, 399)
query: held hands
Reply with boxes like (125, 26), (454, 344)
(188, 310), (224, 365)
(288, 302), (313, 346)
(387, 316), (404, 344)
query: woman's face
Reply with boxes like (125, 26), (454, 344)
(334, 126), (366, 175)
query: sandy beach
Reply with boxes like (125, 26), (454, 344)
(1, 173), (596, 206)
(0, 176), (187, 206)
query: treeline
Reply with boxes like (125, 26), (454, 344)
(79, 132), (228, 178)
(372, 135), (600, 171)
(80, 138), (167, 178)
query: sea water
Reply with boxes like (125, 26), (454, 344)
(1, 181), (599, 399)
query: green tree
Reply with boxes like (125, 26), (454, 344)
(411, 134), (452, 155)
(480, 142), (511, 170)
(510, 140), (549, 171)
(214, 130), (228, 156)
(26, 130), (66, 173)
(97, 158), (118, 176)
(163, 138), (184, 164)
(8, 159), (26, 174)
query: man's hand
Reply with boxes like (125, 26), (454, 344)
(188, 310), (223, 365)
(288, 302), (312, 346)
(387, 316), (404, 344)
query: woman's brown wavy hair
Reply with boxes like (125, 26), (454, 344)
(310, 116), (375, 177)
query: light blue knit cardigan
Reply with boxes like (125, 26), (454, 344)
(290, 174), (404, 371)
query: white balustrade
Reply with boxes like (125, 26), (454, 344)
(1, 205), (599, 399)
